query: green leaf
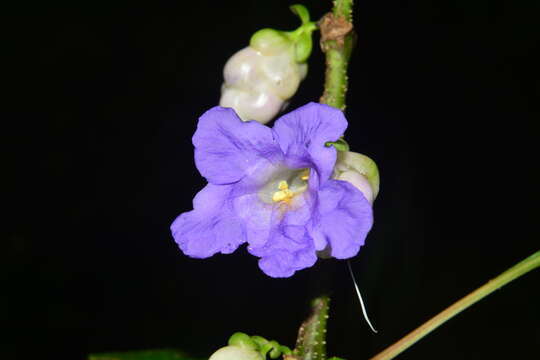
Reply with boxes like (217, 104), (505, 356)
(88, 349), (199, 360)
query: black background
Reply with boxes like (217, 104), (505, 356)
(5, 1), (539, 359)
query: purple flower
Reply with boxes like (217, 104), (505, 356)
(171, 102), (373, 278)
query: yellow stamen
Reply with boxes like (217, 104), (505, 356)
(272, 181), (294, 203)
(300, 170), (310, 181)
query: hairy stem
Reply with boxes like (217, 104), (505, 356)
(291, 296), (330, 360)
(319, 0), (355, 110)
(369, 250), (540, 360)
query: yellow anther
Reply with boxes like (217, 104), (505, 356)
(278, 180), (289, 190)
(272, 190), (288, 202)
(272, 181), (294, 203)
(301, 170), (310, 181)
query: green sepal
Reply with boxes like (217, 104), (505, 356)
(268, 341), (281, 359)
(287, 4), (317, 63)
(228, 332), (258, 350)
(250, 28), (291, 55)
(325, 138), (350, 152)
(249, 4), (316, 63)
(227, 333), (292, 359)
(289, 4), (310, 24)
(279, 345), (292, 356)
(293, 30), (314, 63)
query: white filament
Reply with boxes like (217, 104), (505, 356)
(347, 260), (378, 333)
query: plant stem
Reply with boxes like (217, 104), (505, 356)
(319, 0), (355, 110)
(332, 0), (354, 18)
(369, 250), (540, 360)
(292, 296), (330, 360)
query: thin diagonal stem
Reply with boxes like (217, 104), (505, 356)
(370, 250), (540, 360)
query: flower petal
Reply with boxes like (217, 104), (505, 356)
(311, 180), (373, 258)
(272, 102), (347, 183)
(247, 198), (317, 277)
(171, 184), (245, 258)
(252, 225), (317, 278)
(193, 106), (281, 184)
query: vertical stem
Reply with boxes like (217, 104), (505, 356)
(319, 0), (355, 110)
(332, 0), (354, 18)
(369, 250), (540, 360)
(292, 296), (330, 360)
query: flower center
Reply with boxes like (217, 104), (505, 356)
(269, 170), (310, 204)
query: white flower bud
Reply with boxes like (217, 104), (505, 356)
(209, 346), (263, 360)
(219, 6), (316, 125)
(336, 170), (375, 204)
(220, 84), (284, 124)
(220, 46), (307, 124)
(333, 151), (380, 203)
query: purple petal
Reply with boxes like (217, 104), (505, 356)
(310, 180), (373, 258)
(246, 197), (317, 278)
(272, 102), (348, 183)
(253, 225), (317, 278)
(171, 184), (245, 258)
(193, 106), (281, 185)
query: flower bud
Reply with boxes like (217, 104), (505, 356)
(219, 5), (315, 124)
(250, 29), (291, 56)
(209, 346), (264, 360)
(333, 151), (380, 203)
